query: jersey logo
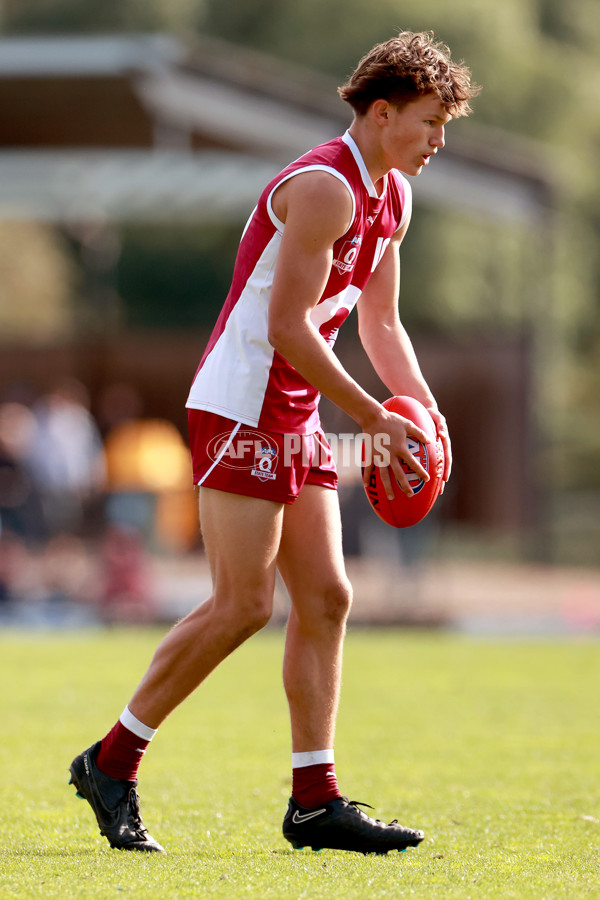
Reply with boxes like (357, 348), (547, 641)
(333, 234), (361, 274)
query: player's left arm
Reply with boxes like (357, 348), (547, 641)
(357, 225), (452, 482)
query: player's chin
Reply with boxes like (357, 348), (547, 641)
(399, 162), (423, 177)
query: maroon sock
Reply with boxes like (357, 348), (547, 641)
(292, 762), (342, 808)
(96, 720), (150, 782)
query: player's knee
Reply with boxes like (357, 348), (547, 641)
(236, 591), (273, 636)
(319, 578), (353, 625)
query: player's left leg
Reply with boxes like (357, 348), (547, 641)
(278, 483), (351, 758)
(277, 483), (425, 854)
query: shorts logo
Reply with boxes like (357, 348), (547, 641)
(207, 430), (278, 482)
(251, 442), (278, 481)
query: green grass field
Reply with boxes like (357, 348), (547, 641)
(0, 627), (598, 899)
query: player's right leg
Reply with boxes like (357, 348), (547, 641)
(70, 486), (284, 852)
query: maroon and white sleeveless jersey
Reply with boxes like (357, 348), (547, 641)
(186, 131), (412, 434)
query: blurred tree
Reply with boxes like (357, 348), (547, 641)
(0, 223), (78, 343)
(117, 224), (239, 330)
(2, 0), (600, 487)
(1, 0), (205, 33)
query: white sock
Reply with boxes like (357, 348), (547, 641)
(120, 706), (158, 742)
(292, 749), (335, 768)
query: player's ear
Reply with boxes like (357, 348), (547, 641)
(370, 99), (391, 125)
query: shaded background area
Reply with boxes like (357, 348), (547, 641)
(0, 1), (598, 631)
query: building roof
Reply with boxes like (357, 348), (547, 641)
(0, 33), (554, 224)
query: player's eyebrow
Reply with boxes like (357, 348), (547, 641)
(427, 112), (452, 125)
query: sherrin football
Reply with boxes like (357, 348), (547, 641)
(363, 395), (444, 528)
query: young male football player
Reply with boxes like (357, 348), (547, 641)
(70, 31), (479, 854)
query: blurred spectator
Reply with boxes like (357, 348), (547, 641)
(0, 401), (46, 541)
(1, 377), (198, 625)
(0, 531), (26, 610)
(26, 378), (106, 536)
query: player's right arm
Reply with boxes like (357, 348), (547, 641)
(267, 171), (428, 497)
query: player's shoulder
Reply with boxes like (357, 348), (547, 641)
(279, 168), (354, 238)
(295, 134), (350, 167)
(283, 136), (359, 188)
(268, 136), (357, 237)
(284, 166), (352, 200)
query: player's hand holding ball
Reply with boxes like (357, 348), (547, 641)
(425, 406), (452, 487)
(362, 396), (446, 528)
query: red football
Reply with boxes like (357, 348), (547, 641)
(362, 395), (444, 528)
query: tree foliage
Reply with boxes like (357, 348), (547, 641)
(3, 0), (600, 486)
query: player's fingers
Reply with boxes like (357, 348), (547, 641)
(441, 432), (452, 482)
(379, 462), (403, 500)
(403, 421), (429, 446)
(362, 459), (374, 490)
(429, 411), (452, 483)
(387, 458), (415, 498)
(399, 442), (429, 484)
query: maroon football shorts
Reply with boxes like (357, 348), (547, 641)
(187, 409), (338, 504)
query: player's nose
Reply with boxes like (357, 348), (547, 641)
(431, 125), (445, 149)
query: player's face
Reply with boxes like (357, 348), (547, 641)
(382, 94), (452, 177)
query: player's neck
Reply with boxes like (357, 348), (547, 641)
(347, 119), (389, 196)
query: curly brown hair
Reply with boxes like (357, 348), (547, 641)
(338, 31), (480, 118)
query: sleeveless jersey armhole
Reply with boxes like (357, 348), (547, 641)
(397, 174), (412, 230)
(266, 165), (356, 235)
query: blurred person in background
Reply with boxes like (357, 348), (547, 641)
(0, 401), (45, 543)
(27, 377), (106, 537)
(0, 400), (42, 613)
(69, 31), (479, 856)
(0, 396), (100, 622)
